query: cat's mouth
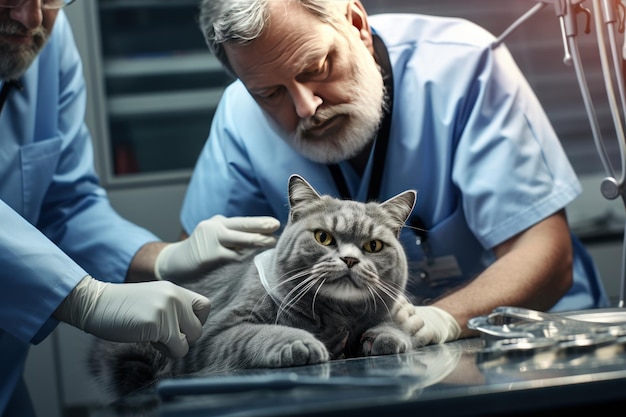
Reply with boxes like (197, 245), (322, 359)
(324, 272), (367, 293)
(347, 273), (366, 289)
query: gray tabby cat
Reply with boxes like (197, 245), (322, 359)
(89, 174), (417, 399)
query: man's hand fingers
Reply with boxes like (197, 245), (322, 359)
(219, 228), (278, 248)
(221, 216), (280, 233)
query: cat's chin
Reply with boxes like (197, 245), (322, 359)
(318, 283), (372, 301)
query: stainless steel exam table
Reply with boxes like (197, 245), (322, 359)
(91, 308), (626, 417)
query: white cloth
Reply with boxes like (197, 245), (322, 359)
(254, 248), (282, 306)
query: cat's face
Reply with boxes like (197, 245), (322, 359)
(272, 175), (416, 307)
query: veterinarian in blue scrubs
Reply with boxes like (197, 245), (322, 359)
(0, 1), (279, 416)
(181, 0), (609, 346)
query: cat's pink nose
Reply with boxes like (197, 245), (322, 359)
(341, 257), (359, 268)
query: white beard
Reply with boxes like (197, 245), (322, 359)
(278, 42), (386, 164)
(0, 22), (47, 80)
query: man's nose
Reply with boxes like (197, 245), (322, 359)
(290, 83), (322, 119)
(9, 0), (44, 30)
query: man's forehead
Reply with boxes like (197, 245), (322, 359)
(226, 31), (332, 89)
(224, 6), (337, 81)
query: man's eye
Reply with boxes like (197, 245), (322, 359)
(311, 61), (329, 77)
(256, 87), (283, 101)
(302, 59), (330, 79)
(312, 63), (326, 75)
(262, 90), (279, 100)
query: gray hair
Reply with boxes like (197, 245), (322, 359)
(198, 0), (348, 76)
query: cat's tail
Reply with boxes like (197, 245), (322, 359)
(88, 337), (173, 400)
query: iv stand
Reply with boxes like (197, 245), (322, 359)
(493, 0), (626, 307)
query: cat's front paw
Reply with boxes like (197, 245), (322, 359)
(268, 338), (330, 367)
(361, 324), (411, 356)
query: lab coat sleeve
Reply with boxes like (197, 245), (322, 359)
(34, 14), (159, 283)
(0, 14), (159, 344)
(0, 199), (86, 344)
(450, 37), (582, 249)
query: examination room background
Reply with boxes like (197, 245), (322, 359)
(22, 1), (626, 416)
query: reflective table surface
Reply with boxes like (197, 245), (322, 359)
(92, 326), (626, 417)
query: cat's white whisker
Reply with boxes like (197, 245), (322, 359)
(275, 274), (320, 323)
(260, 266), (312, 323)
(285, 277), (319, 308)
(373, 281), (405, 317)
(366, 285), (379, 313)
(248, 292), (274, 321)
(371, 285), (394, 316)
(269, 268), (310, 297)
(311, 277), (327, 319)
(377, 281), (403, 303)
(274, 268), (309, 287)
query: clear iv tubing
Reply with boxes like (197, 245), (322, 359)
(602, 1), (626, 168)
(491, 2), (548, 49)
(591, 0), (626, 306)
(556, 35), (626, 308)
(565, 29), (613, 177)
(562, 1), (626, 307)
(591, 0), (626, 191)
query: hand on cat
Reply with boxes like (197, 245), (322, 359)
(155, 214), (281, 282)
(54, 275), (211, 358)
(393, 301), (461, 347)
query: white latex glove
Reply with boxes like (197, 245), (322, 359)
(393, 300), (461, 347)
(54, 275), (211, 358)
(155, 215), (280, 282)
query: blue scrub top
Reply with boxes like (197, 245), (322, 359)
(0, 13), (158, 416)
(181, 13), (608, 311)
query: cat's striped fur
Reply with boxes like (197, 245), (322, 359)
(89, 174), (417, 399)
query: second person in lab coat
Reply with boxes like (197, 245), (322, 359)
(0, 1), (279, 416)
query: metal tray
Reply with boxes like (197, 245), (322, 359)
(469, 307), (626, 358)
(560, 308), (626, 324)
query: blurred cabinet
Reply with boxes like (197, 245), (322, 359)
(80, 0), (233, 186)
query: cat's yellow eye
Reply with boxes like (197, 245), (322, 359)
(314, 230), (335, 246)
(363, 240), (384, 253)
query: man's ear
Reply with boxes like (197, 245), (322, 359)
(346, 1), (373, 53)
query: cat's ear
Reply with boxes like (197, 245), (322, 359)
(288, 174), (322, 221)
(380, 190), (417, 236)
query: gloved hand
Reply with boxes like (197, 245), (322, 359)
(54, 275), (211, 358)
(393, 300), (461, 347)
(155, 215), (280, 282)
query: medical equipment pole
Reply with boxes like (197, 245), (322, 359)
(494, 0), (626, 307)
